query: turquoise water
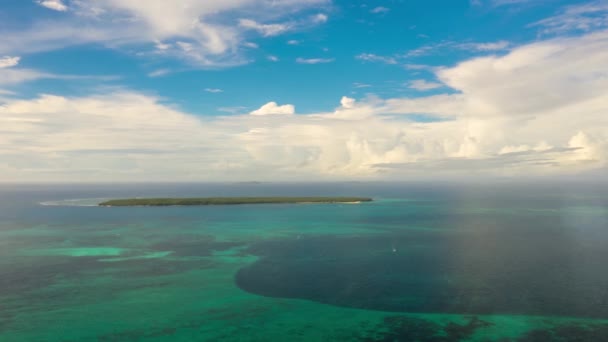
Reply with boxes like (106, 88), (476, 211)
(1, 183), (607, 341)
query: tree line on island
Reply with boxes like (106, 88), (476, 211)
(99, 197), (373, 206)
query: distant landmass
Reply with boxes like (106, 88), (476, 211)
(99, 197), (373, 206)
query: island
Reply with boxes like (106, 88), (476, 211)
(98, 197), (373, 207)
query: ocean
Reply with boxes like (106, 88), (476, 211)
(1, 182), (607, 341)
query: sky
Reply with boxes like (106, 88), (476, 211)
(0, 0), (607, 182)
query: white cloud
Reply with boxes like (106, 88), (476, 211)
(296, 57), (335, 64)
(460, 40), (510, 51)
(0, 92), (222, 182)
(568, 131), (603, 161)
(0, 68), (91, 85)
(205, 88), (224, 93)
(154, 40), (171, 51)
(530, 2), (608, 35)
(383, 94), (465, 118)
(238, 19), (290, 37)
(312, 13), (328, 23)
(147, 69), (170, 78)
(288, 40), (300, 45)
(355, 53), (397, 64)
(358, 41), (509, 66)
(437, 31), (608, 118)
(0, 23), (126, 57)
(405, 40), (511, 58)
(267, 55), (279, 62)
(499, 142), (552, 155)
(340, 96), (356, 109)
(176, 41), (194, 53)
(370, 6), (390, 14)
(0, 56), (21, 68)
(1, 30), (608, 181)
(218, 106), (247, 114)
(0, 89), (16, 95)
(37, 0), (68, 12)
(404, 64), (434, 71)
(3, 0), (329, 67)
(408, 79), (443, 91)
(250, 102), (295, 115)
(404, 45), (436, 58)
(353, 82), (371, 88)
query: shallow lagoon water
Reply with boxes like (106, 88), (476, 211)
(1, 182), (607, 341)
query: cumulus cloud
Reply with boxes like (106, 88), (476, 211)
(250, 102), (295, 115)
(0, 92), (226, 181)
(437, 31), (608, 118)
(340, 96), (356, 109)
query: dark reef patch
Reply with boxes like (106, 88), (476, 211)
(515, 323), (608, 342)
(354, 318), (608, 342)
(354, 316), (492, 342)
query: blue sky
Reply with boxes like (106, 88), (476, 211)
(1, 0), (607, 182)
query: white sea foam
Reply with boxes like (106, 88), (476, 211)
(39, 198), (108, 207)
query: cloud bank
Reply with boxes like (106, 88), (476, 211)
(1, 30), (607, 181)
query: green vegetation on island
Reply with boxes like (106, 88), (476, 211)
(98, 197), (373, 207)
